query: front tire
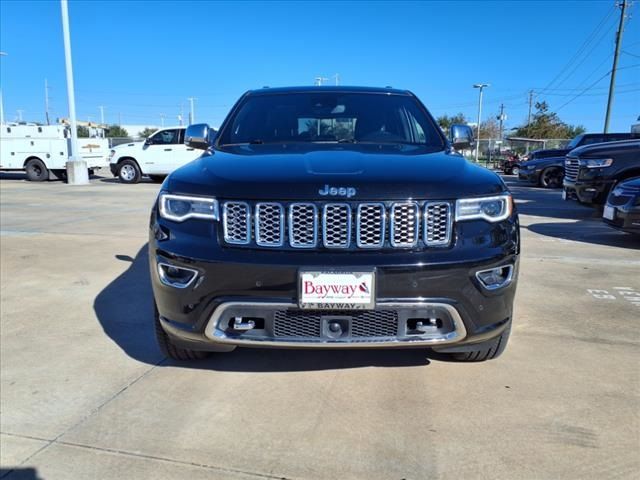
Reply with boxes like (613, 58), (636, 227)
(25, 158), (49, 182)
(154, 307), (210, 361)
(539, 167), (564, 188)
(433, 323), (511, 362)
(117, 159), (141, 184)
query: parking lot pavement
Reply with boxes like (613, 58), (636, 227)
(1, 172), (639, 480)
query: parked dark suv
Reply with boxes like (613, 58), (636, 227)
(518, 133), (632, 188)
(150, 86), (520, 362)
(563, 139), (640, 206)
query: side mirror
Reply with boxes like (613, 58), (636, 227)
(450, 124), (474, 151)
(144, 137), (152, 145)
(185, 123), (212, 150)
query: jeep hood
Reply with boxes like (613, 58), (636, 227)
(166, 144), (506, 200)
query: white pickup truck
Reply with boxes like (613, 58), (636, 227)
(0, 124), (109, 181)
(109, 127), (203, 183)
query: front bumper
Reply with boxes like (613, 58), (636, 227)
(603, 202), (640, 234)
(150, 210), (520, 351)
(563, 177), (614, 205)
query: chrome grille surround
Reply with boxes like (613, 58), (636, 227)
(255, 203), (284, 247)
(390, 202), (420, 247)
(323, 203), (351, 248)
(565, 157), (580, 182)
(221, 200), (452, 249)
(222, 201), (250, 244)
(289, 203), (318, 248)
(356, 203), (386, 248)
(424, 202), (452, 246)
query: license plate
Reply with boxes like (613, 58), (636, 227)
(299, 271), (375, 310)
(603, 205), (615, 220)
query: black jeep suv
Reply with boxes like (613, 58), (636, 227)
(149, 87), (520, 362)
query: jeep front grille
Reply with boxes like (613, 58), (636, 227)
(565, 157), (580, 182)
(221, 200), (452, 250)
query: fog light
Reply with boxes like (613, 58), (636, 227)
(157, 262), (198, 288)
(475, 265), (514, 290)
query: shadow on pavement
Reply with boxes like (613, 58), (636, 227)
(0, 468), (43, 480)
(527, 221), (640, 249)
(99, 177), (158, 184)
(94, 244), (433, 371)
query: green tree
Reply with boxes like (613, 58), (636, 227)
(474, 117), (501, 140)
(437, 113), (467, 132)
(513, 102), (585, 139)
(77, 125), (90, 138)
(106, 124), (129, 138)
(138, 127), (158, 138)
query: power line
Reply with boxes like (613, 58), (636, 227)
(539, 5), (617, 94)
(556, 70), (612, 112)
(550, 15), (619, 92)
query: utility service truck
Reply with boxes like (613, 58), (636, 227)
(0, 123), (110, 181)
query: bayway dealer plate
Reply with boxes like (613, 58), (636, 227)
(299, 271), (375, 310)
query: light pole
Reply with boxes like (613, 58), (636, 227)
(188, 97), (196, 124)
(60, 0), (88, 185)
(0, 51), (7, 125)
(473, 83), (490, 163)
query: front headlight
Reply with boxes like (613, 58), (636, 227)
(455, 194), (513, 222)
(580, 158), (613, 168)
(158, 193), (219, 222)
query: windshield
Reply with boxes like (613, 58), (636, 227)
(217, 92), (445, 148)
(566, 135), (584, 149)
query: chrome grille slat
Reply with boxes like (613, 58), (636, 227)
(356, 203), (385, 248)
(323, 204), (351, 248)
(565, 157), (580, 182)
(223, 202), (250, 244)
(390, 202), (420, 247)
(255, 203), (284, 247)
(289, 203), (318, 248)
(424, 202), (451, 246)
(221, 200), (452, 249)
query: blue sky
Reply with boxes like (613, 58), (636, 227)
(0, 0), (638, 134)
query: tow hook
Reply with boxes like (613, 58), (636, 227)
(233, 317), (255, 331)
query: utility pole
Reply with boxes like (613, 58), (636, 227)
(333, 73), (340, 86)
(45, 79), (50, 125)
(16, 109), (23, 122)
(527, 90), (534, 136)
(314, 76), (329, 86)
(160, 113), (165, 127)
(0, 51), (6, 125)
(188, 97), (196, 124)
(497, 103), (506, 142)
(98, 105), (105, 125)
(473, 83), (490, 163)
(604, 0), (628, 133)
(179, 103), (184, 126)
(60, 0), (88, 184)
